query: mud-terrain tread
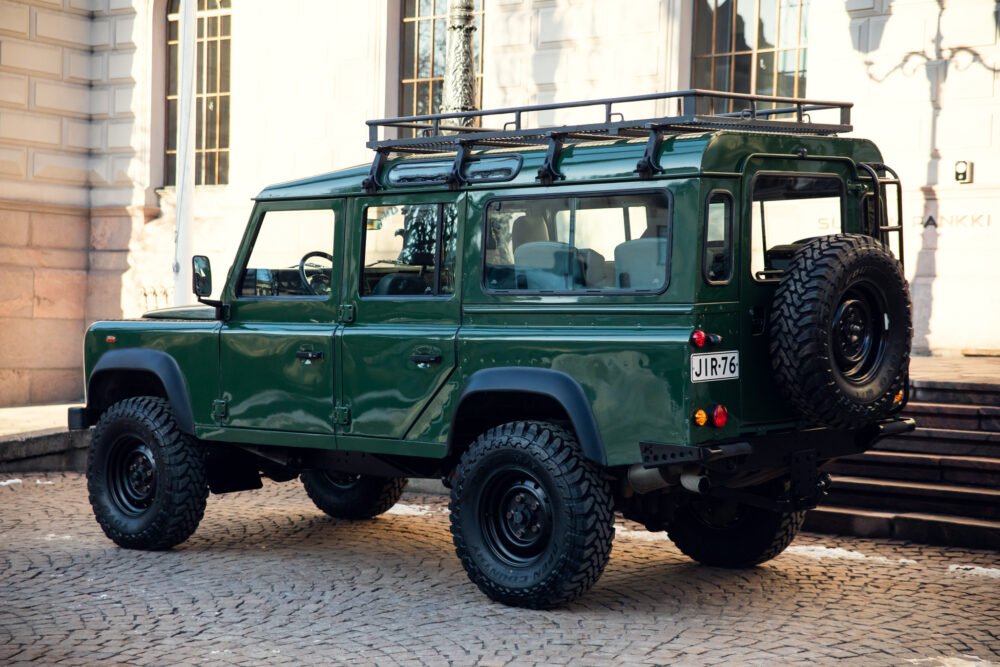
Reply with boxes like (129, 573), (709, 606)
(769, 233), (911, 428)
(301, 473), (408, 520)
(668, 504), (806, 568)
(87, 396), (208, 550)
(449, 421), (614, 609)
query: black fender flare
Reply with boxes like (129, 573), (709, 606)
(450, 367), (607, 466)
(88, 349), (196, 434)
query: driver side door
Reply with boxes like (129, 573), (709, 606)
(218, 198), (343, 436)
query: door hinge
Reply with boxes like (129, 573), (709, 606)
(337, 304), (355, 323)
(212, 399), (229, 423)
(333, 403), (351, 425)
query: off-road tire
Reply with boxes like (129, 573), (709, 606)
(301, 472), (407, 520)
(450, 421), (615, 609)
(668, 498), (806, 568)
(87, 396), (208, 550)
(770, 233), (911, 428)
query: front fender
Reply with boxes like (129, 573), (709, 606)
(88, 349), (196, 434)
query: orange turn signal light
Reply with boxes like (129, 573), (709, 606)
(692, 409), (708, 427)
(893, 390), (904, 404)
(105, 335), (116, 344)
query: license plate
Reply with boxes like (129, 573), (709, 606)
(691, 351), (739, 383)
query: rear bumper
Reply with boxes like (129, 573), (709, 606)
(639, 416), (916, 512)
(640, 416), (916, 472)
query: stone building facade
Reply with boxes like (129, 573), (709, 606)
(0, 0), (998, 406)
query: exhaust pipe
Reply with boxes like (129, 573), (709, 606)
(680, 473), (710, 494)
(626, 465), (671, 495)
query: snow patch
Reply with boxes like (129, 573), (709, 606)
(387, 503), (436, 517)
(35, 480), (54, 485)
(948, 564), (1000, 579)
(907, 657), (994, 666)
(615, 526), (669, 541)
(43, 534), (73, 541)
(786, 545), (917, 566)
(0, 479), (23, 487)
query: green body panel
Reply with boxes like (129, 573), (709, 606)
(84, 319), (222, 427)
(220, 322), (336, 433)
(81, 128), (891, 471)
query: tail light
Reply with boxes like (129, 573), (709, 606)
(690, 330), (706, 348)
(711, 404), (728, 428)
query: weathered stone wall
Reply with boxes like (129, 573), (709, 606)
(0, 0), (149, 405)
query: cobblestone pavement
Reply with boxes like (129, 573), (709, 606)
(1, 473), (997, 666)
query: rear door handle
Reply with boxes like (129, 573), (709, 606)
(410, 353), (442, 366)
(296, 350), (324, 361)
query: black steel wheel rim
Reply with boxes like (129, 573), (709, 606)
(831, 280), (888, 384)
(107, 435), (157, 516)
(321, 472), (361, 490)
(479, 467), (553, 567)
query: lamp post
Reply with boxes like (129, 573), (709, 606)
(441, 0), (477, 125)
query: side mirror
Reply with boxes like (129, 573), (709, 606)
(192, 255), (212, 298)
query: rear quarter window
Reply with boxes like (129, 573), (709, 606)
(483, 192), (671, 294)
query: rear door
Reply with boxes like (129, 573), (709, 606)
(338, 192), (462, 444)
(739, 159), (855, 424)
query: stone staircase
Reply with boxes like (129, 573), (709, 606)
(805, 378), (1000, 549)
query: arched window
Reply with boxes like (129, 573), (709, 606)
(165, 0), (232, 186)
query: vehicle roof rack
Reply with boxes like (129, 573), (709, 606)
(362, 89), (853, 192)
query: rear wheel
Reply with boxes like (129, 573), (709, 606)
(87, 397), (208, 550)
(301, 471), (407, 520)
(667, 492), (805, 568)
(450, 421), (614, 609)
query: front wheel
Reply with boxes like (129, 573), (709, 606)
(450, 421), (615, 609)
(87, 397), (208, 550)
(301, 471), (407, 520)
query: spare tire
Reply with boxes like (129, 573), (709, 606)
(769, 234), (911, 428)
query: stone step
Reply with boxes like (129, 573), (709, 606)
(0, 428), (89, 473)
(901, 401), (1000, 432)
(909, 379), (1000, 407)
(825, 451), (1000, 487)
(804, 506), (1000, 551)
(824, 475), (1000, 521)
(876, 426), (1000, 459)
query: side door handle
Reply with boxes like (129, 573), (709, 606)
(296, 350), (324, 361)
(410, 352), (442, 367)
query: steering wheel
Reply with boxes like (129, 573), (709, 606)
(298, 251), (334, 296)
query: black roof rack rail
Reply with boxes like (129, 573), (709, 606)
(363, 89), (853, 190)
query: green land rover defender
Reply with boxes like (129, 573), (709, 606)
(70, 91), (914, 608)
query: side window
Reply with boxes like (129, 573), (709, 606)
(484, 193), (670, 293)
(361, 203), (457, 297)
(704, 191), (733, 284)
(238, 207), (336, 297)
(750, 175), (843, 280)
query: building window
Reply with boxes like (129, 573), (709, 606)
(399, 0), (485, 125)
(165, 0), (231, 186)
(692, 0), (809, 109)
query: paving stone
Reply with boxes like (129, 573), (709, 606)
(0, 473), (997, 666)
